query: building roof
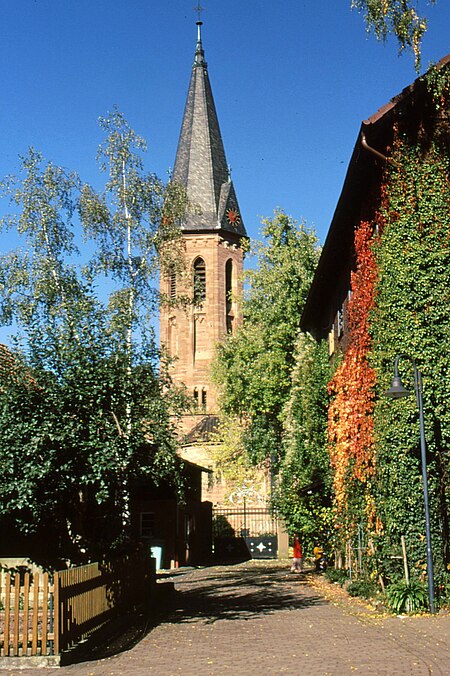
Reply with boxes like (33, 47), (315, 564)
(300, 55), (450, 339)
(182, 414), (220, 445)
(172, 22), (247, 238)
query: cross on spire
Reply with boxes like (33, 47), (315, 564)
(194, 3), (205, 51)
(194, 2), (204, 23)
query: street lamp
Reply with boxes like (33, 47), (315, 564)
(385, 354), (435, 613)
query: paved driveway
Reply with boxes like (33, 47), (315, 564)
(1, 561), (450, 675)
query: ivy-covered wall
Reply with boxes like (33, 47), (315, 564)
(326, 73), (450, 590)
(371, 137), (450, 583)
(328, 220), (378, 539)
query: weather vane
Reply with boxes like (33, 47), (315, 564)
(194, 2), (205, 22)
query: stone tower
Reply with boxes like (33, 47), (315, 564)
(160, 21), (247, 416)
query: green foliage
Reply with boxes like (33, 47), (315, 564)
(347, 579), (378, 599)
(0, 110), (189, 564)
(207, 414), (268, 502)
(371, 138), (450, 580)
(0, 342), (182, 556)
(213, 211), (328, 547)
(273, 334), (333, 550)
(213, 210), (320, 463)
(79, 108), (187, 333)
(351, 0), (435, 70)
(425, 62), (450, 110)
(325, 567), (350, 585)
(435, 572), (450, 608)
(385, 579), (429, 613)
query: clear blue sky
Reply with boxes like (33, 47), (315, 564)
(0, 1), (449, 250)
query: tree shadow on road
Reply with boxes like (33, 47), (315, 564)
(159, 562), (326, 625)
(64, 562), (326, 664)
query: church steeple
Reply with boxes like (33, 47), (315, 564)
(172, 21), (246, 237)
(161, 19), (246, 417)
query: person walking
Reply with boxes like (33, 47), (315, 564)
(313, 543), (324, 571)
(291, 534), (303, 573)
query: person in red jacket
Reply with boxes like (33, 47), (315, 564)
(291, 534), (303, 572)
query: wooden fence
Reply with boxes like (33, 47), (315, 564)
(0, 550), (154, 659)
(0, 570), (55, 658)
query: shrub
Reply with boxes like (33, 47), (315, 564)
(435, 573), (450, 609)
(325, 567), (349, 585)
(347, 579), (377, 599)
(386, 579), (428, 614)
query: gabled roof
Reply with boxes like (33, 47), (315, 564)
(300, 54), (450, 339)
(172, 22), (247, 238)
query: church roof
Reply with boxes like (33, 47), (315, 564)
(172, 22), (247, 238)
(182, 414), (220, 445)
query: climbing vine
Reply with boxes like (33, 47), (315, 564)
(311, 63), (450, 595)
(371, 136), (450, 581)
(326, 122), (450, 587)
(327, 221), (378, 538)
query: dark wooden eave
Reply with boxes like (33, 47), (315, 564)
(300, 54), (450, 340)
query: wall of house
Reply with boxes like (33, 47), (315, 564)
(133, 498), (212, 569)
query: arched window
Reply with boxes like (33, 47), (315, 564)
(225, 259), (234, 333)
(193, 257), (206, 304)
(226, 259), (233, 301)
(201, 388), (207, 410)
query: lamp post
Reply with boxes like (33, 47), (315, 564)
(385, 354), (435, 613)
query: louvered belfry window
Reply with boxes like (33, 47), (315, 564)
(169, 269), (176, 299)
(193, 257), (206, 303)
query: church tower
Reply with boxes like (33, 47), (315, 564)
(160, 20), (247, 416)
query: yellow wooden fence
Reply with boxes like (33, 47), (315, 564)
(0, 550), (154, 658)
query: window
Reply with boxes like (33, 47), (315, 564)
(225, 259), (233, 333)
(140, 512), (155, 539)
(201, 388), (207, 410)
(168, 316), (177, 357)
(328, 324), (335, 356)
(225, 259), (233, 307)
(193, 257), (206, 304)
(194, 388), (199, 405)
(169, 269), (176, 299)
(337, 307), (345, 338)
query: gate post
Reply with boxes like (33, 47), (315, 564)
(277, 521), (289, 559)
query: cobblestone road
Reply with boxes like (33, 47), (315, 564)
(1, 561), (450, 675)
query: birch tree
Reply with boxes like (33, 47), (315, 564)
(352, 0), (437, 70)
(0, 110), (188, 563)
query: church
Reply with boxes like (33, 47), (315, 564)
(160, 18), (247, 420)
(159, 19), (256, 507)
(158, 20), (277, 554)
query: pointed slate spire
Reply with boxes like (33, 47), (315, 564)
(172, 21), (246, 237)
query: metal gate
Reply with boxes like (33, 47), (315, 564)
(212, 506), (278, 561)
